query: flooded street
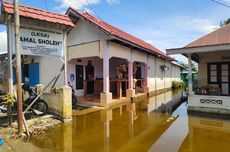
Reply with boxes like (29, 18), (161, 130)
(30, 90), (230, 152)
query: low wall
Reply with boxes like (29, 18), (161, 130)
(41, 86), (72, 121)
(188, 95), (230, 115)
(42, 93), (61, 114)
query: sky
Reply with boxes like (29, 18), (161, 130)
(1, 0), (230, 62)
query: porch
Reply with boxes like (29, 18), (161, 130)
(167, 45), (230, 115)
(67, 40), (148, 107)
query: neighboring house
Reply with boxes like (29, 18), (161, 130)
(167, 24), (230, 115)
(66, 8), (182, 106)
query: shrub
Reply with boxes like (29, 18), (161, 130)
(172, 80), (186, 88)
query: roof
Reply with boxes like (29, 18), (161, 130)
(2, 1), (74, 27)
(171, 61), (185, 69)
(186, 24), (230, 48)
(67, 8), (173, 60)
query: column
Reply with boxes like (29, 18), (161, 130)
(63, 30), (68, 86)
(59, 86), (72, 121)
(7, 21), (13, 93)
(103, 40), (109, 93)
(144, 56), (150, 93)
(100, 40), (112, 106)
(126, 61), (135, 97)
(188, 54), (193, 95)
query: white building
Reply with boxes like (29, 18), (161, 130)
(66, 8), (182, 106)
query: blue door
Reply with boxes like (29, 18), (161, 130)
(29, 63), (39, 86)
(13, 66), (24, 84)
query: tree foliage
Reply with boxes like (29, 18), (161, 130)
(220, 18), (230, 27)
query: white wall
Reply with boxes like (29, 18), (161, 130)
(155, 58), (165, 90)
(147, 56), (156, 92)
(39, 56), (65, 87)
(109, 42), (131, 61)
(67, 20), (108, 46)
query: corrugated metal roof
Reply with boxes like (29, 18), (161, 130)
(186, 24), (230, 48)
(68, 8), (174, 60)
(2, 1), (74, 27)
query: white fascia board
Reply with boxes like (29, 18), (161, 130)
(166, 44), (230, 55)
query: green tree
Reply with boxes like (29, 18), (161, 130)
(220, 18), (230, 27)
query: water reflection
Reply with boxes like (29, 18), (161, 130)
(31, 89), (230, 152)
(178, 116), (230, 152)
(147, 89), (185, 114)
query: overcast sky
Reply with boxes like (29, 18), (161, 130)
(1, 0), (230, 62)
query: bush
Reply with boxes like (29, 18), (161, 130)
(172, 80), (186, 88)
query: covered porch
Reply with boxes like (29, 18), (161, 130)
(67, 40), (148, 106)
(167, 44), (230, 115)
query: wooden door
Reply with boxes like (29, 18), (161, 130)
(76, 65), (83, 90)
(86, 65), (94, 95)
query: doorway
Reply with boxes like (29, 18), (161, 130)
(86, 65), (94, 95)
(13, 63), (40, 86)
(75, 65), (83, 90)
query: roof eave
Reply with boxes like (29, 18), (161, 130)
(110, 35), (174, 61)
(167, 44), (230, 55)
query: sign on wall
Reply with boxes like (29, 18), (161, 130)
(20, 26), (64, 57)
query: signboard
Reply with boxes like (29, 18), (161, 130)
(20, 26), (64, 57)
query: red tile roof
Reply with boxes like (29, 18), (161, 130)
(68, 8), (173, 60)
(2, 1), (74, 27)
(186, 24), (230, 48)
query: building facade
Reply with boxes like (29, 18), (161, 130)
(66, 8), (182, 106)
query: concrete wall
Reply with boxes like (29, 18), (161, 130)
(147, 56), (156, 92)
(197, 51), (230, 87)
(109, 42), (131, 61)
(68, 20), (108, 46)
(155, 58), (165, 90)
(188, 95), (230, 111)
(39, 56), (65, 87)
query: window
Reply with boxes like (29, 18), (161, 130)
(208, 63), (218, 83)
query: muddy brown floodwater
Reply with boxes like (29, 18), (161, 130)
(29, 89), (230, 152)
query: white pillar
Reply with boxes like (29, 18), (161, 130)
(144, 55), (149, 93)
(63, 31), (68, 86)
(103, 40), (110, 93)
(7, 21), (13, 93)
(188, 54), (193, 95)
(128, 61), (133, 89)
(126, 50), (135, 97)
(100, 40), (112, 106)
